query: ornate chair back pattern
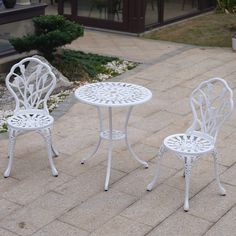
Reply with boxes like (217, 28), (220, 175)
(188, 78), (234, 141)
(5, 57), (56, 115)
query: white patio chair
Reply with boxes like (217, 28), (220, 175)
(4, 57), (58, 178)
(147, 78), (234, 211)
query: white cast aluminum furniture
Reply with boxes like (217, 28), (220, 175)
(75, 82), (152, 191)
(147, 78), (234, 211)
(4, 57), (58, 177)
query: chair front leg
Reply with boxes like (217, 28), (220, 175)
(4, 128), (16, 177)
(184, 156), (192, 212)
(212, 149), (226, 196)
(147, 144), (167, 191)
(38, 128), (58, 177)
(48, 128), (58, 158)
(51, 144), (59, 158)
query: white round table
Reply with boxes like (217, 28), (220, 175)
(75, 82), (152, 190)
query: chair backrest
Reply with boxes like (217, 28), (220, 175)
(5, 57), (56, 115)
(188, 78), (234, 141)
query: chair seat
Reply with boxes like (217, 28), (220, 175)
(7, 113), (54, 131)
(164, 132), (214, 155)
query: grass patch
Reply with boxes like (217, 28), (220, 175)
(144, 13), (236, 47)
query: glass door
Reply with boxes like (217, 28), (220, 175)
(145, 0), (160, 26)
(163, 0), (199, 21)
(77, 0), (123, 23)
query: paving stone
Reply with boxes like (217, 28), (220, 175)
(121, 184), (184, 226)
(141, 123), (187, 149)
(2, 170), (73, 205)
(30, 191), (80, 217)
(32, 220), (89, 236)
(204, 206), (236, 236)
(132, 111), (174, 134)
(60, 190), (137, 232)
(150, 150), (184, 170)
(113, 162), (177, 197)
(4, 150), (54, 180)
(147, 211), (212, 236)
(0, 205), (56, 236)
(147, 76), (182, 92)
(165, 97), (191, 115)
(90, 215), (152, 236)
(182, 74), (209, 89)
(189, 182), (236, 223)
(126, 76), (152, 86)
(221, 163), (236, 186)
(8, 132), (46, 158)
(0, 199), (21, 221)
(166, 160), (227, 196)
(54, 165), (126, 202)
(54, 131), (99, 156)
(100, 147), (152, 173)
(0, 177), (19, 196)
(56, 146), (108, 177)
(204, 61), (236, 78)
(0, 228), (18, 236)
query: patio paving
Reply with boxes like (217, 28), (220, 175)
(0, 30), (236, 235)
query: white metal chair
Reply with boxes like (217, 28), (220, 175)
(147, 78), (234, 211)
(4, 57), (58, 178)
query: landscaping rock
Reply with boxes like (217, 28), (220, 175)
(31, 55), (73, 92)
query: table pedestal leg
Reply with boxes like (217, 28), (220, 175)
(105, 107), (113, 191)
(81, 107), (103, 164)
(125, 106), (148, 168)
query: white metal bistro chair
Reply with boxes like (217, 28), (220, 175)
(147, 78), (234, 211)
(4, 57), (58, 178)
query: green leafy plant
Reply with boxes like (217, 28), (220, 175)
(52, 49), (118, 81)
(9, 15), (84, 60)
(217, 0), (236, 13)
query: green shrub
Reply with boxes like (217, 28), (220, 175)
(52, 49), (118, 81)
(9, 15), (84, 60)
(217, 0), (236, 13)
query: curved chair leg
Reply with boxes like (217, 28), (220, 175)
(212, 150), (226, 196)
(39, 128), (58, 177)
(48, 129), (59, 158)
(51, 144), (59, 158)
(4, 128), (16, 178)
(184, 156), (192, 212)
(147, 144), (167, 191)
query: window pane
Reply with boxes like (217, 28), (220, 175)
(64, 0), (72, 14)
(145, 0), (158, 26)
(164, 0), (198, 21)
(77, 0), (123, 22)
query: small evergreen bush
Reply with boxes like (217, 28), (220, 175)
(52, 49), (118, 81)
(10, 15), (84, 60)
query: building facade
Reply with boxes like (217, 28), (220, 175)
(58, 0), (216, 33)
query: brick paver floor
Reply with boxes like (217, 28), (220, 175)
(0, 30), (236, 236)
